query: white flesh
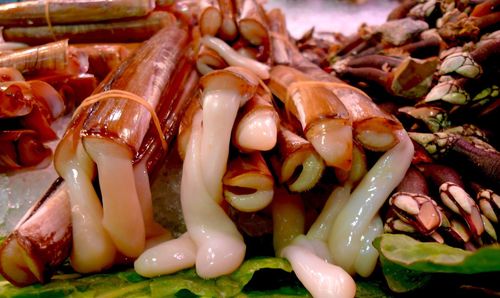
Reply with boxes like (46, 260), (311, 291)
(182, 112), (245, 278)
(84, 137), (145, 258)
(196, 59), (214, 76)
(200, 89), (242, 203)
(272, 189), (305, 257)
(307, 121), (352, 170)
(58, 142), (116, 273)
(282, 236), (356, 298)
(328, 131), (413, 274)
(133, 159), (168, 238)
(202, 36), (270, 80)
(307, 184), (352, 242)
(134, 233), (196, 278)
(286, 152), (324, 192)
(234, 109), (277, 151)
(354, 215), (383, 278)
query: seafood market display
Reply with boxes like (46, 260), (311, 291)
(0, 0), (498, 297)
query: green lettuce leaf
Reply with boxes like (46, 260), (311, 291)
(0, 258), (310, 298)
(0, 255), (401, 298)
(374, 234), (500, 293)
(374, 234), (500, 273)
(378, 254), (431, 293)
(354, 277), (396, 298)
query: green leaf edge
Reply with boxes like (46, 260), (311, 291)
(374, 234), (500, 274)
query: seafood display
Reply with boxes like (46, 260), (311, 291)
(0, 0), (498, 297)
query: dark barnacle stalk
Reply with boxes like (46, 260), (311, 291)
(337, 57), (439, 100)
(337, 54), (403, 70)
(471, 0), (500, 17)
(396, 166), (430, 195)
(417, 163), (465, 189)
(443, 124), (489, 141)
(477, 29), (500, 47)
(388, 34), (442, 59)
(410, 132), (500, 190)
(328, 34), (373, 63)
(387, 0), (418, 20)
(398, 106), (451, 132)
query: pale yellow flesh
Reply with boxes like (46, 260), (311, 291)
(354, 215), (383, 278)
(235, 109), (277, 151)
(328, 132), (413, 274)
(307, 184), (352, 242)
(356, 129), (397, 152)
(306, 121), (353, 171)
(239, 20), (267, 46)
(225, 189), (274, 212)
(272, 189), (305, 257)
(282, 150), (325, 192)
(200, 7), (222, 36)
(224, 172), (274, 190)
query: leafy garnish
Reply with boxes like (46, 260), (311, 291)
(355, 276), (396, 298)
(0, 258), (310, 298)
(374, 234), (500, 274)
(374, 234), (500, 293)
(378, 254), (431, 293)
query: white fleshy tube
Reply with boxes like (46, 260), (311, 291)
(354, 215), (383, 278)
(282, 236), (356, 298)
(84, 137), (146, 258)
(328, 131), (413, 274)
(234, 108), (278, 151)
(134, 233), (196, 278)
(307, 184), (352, 242)
(181, 112), (246, 278)
(201, 36), (270, 80)
(133, 158), (167, 238)
(54, 138), (116, 273)
(200, 89), (244, 201)
(199, 67), (259, 202)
